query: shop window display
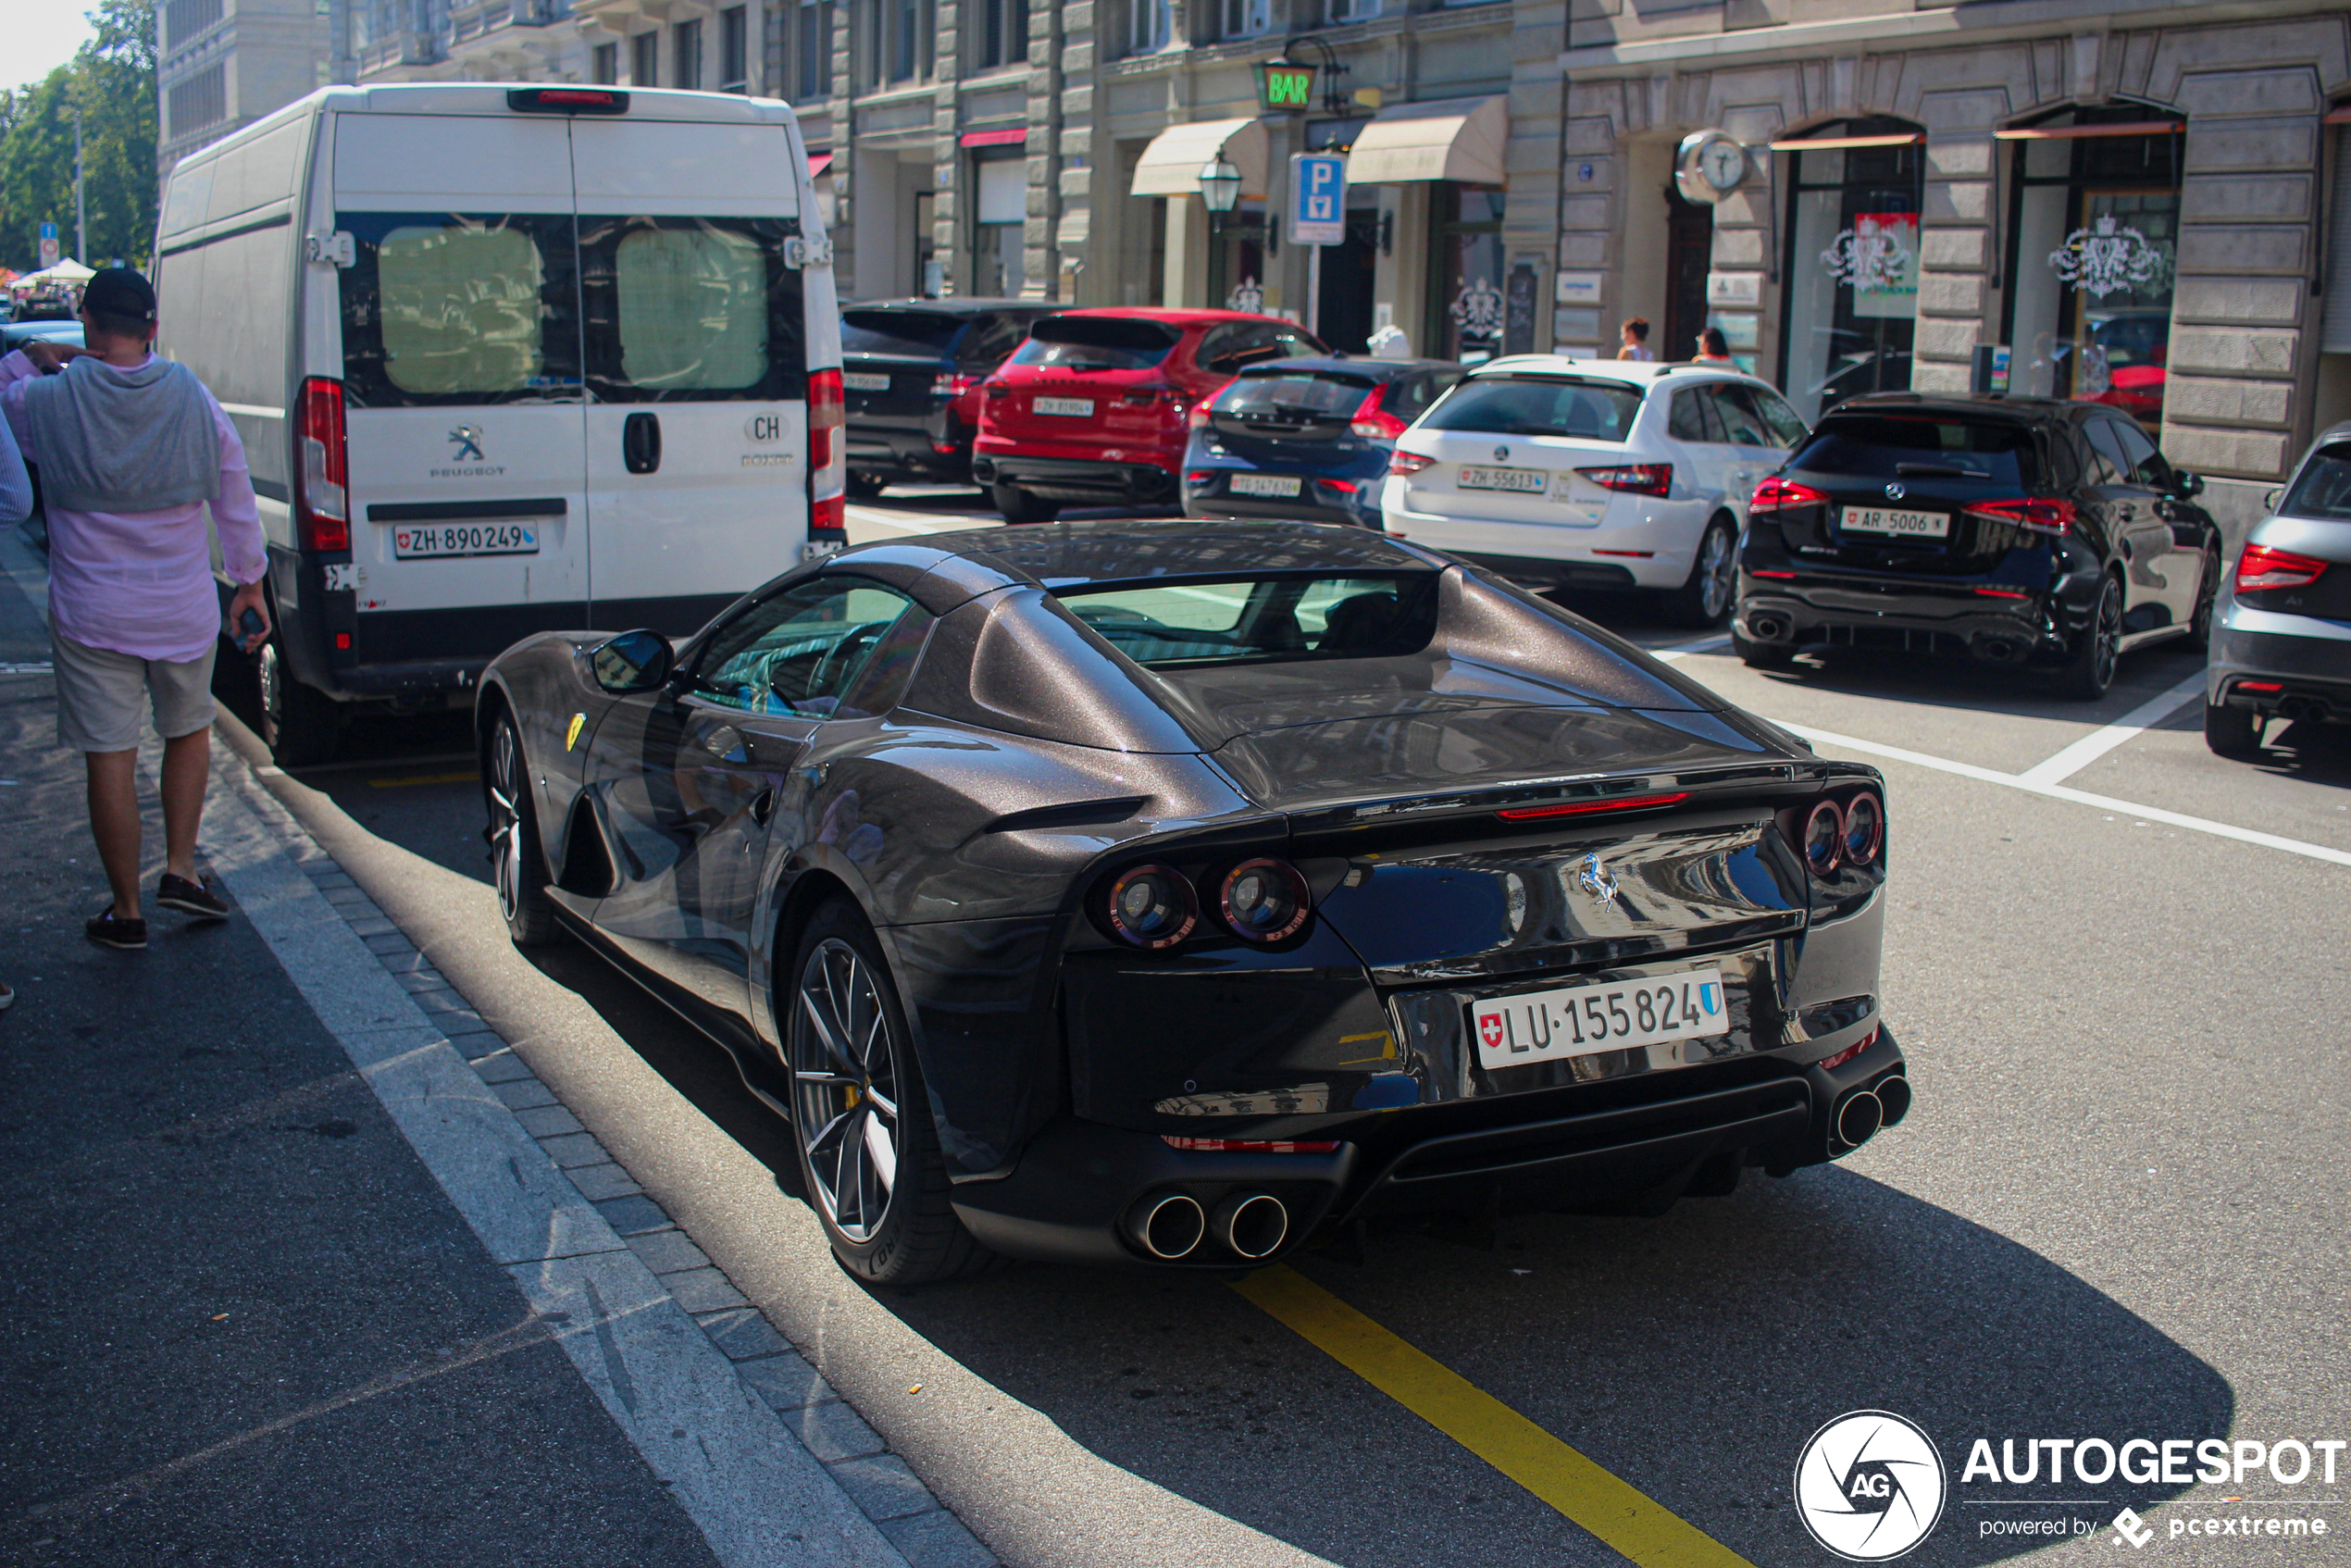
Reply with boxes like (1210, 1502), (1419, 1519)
(1779, 120), (1922, 423)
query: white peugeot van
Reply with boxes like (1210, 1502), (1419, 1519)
(154, 82), (844, 765)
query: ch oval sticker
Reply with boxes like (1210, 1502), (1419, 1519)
(745, 411), (783, 443)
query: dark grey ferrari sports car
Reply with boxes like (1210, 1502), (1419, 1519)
(477, 520), (1909, 1284)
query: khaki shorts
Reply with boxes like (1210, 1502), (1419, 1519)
(53, 633), (218, 753)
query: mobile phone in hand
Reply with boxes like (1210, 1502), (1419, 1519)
(237, 607), (266, 646)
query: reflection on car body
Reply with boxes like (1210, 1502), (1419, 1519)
(478, 520), (1909, 1284)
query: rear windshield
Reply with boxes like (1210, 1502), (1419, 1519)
(1214, 369), (1375, 417)
(1056, 574), (1437, 667)
(1009, 316), (1181, 371)
(2281, 447), (2351, 522)
(1794, 416), (2040, 487)
(841, 309), (968, 359)
(1420, 377), (1643, 442)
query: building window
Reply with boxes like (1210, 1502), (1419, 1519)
(1219, 0), (1270, 39)
(1127, 0), (1169, 55)
(1431, 185), (1506, 364)
(673, 19), (703, 90)
(168, 65), (227, 141)
(1780, 118), (1923, 421)
(974, 156), (1026, 296)
(631, 31), (658, 86)
(2001, 110), (2183, 432)
(591, 42), (619, 84)
(868, 0), (930, 86)
(164, 0), (222, 50)
(976, 0), (1028, 70)
(797, 0), (832, 100)
(1326, 0), (1375, 20)
(719, 6), (748, 92)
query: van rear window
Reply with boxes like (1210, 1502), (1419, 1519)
(1794, 416), (2040, 486)
(1420, 377), (1642, 442)
(1009, 317), (1181, 371)
(612, 226), (767, 392)
(377, 223), (552, 396)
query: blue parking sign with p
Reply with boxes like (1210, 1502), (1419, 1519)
(1289, 154), (1347, 245)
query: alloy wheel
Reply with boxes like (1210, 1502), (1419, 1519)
(790, 937), (902, 1242)
(487, 721), (526, 924)
(2092, 578), (2121, 691)
(1698, 524), (1736, 620)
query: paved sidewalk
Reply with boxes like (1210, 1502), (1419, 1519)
(0, 533), (725, 1566)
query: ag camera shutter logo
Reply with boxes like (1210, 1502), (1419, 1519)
(1795, 1410), (1947, 1561)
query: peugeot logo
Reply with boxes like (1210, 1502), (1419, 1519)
(449, 425), (486, 462)
(1884, 481), (1906, 502)
(1495, 445), (1511, 463)
(1575, 852), (1620, 907)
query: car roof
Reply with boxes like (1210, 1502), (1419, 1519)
(829, 519), (1448, 603)
(1462, 355), (1761, 387)
(1049, 307), (1307, 330)
(1825, 392), (2091, 424)
(841, 298), (1051, 315)
(1235, 355), (1454, 379)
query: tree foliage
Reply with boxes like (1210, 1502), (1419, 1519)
(0, 1), (159, 274)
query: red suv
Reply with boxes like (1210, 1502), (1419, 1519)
(972, 308), (1325, 522)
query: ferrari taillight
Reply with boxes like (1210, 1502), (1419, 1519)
(2235, 542), (2327, 592)
(296, 377), (348, 553)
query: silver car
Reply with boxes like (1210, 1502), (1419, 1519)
(2206, 421), (2351, 756)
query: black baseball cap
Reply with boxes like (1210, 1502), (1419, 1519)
(81, 267), (157, 322)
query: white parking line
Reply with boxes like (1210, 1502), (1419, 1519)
(2016, 672), (2208, 786)
(1784, 721), (2351, 869)
(1649, 636), (1732, 662)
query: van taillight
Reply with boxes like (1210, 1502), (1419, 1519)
(296, 377), (349, 553)
(808, 367), (846, 536)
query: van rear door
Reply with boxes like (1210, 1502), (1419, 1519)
(330, 111), (591, 663)
(571, 116), (809, 637)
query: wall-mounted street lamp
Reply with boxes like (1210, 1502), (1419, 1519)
(1198, 157), (1243, 214)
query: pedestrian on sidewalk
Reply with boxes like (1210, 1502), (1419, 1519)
(0, 268), (270, 952)
(1693, 327), (1735, 365)
(0, 395), (30, 1009)
(1615, 317), (1655, 362)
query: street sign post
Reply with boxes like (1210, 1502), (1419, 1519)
(38, 221), (59, 270)
(1288, 154), (1347, 337)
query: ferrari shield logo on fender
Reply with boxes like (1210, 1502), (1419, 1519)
(566, 713), (585, 752)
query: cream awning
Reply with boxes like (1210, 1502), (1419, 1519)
(1346, 95), (1507, 186)
(1129, 118), (1271, 199)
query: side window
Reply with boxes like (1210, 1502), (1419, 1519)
(1668, 386), (1726, 443)
(1265, 327), (1321, 362)
(2084, 420), (2132, 487)
(1199, 324), (1279, 377)
(1747, 387), (1810, 449)
(958, 317), (1020, 372)
(577, 214), (807, 403)
(337, 212), (580, 406)
(2108, 419), (2172, 489)
(1707, 384), (1773, 448)
(688, 576), (918, 718)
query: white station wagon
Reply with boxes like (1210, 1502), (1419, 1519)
(1380, 357), (1810, 626)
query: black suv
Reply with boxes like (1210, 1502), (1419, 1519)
(841, 299), (1058, 495)
(1734, 394), (2220, 699)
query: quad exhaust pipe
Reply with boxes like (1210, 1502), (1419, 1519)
(1125, 1191), (1291, 1261)
(1834, 1089), (1885, 1151)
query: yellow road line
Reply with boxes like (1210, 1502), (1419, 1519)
(366, 770), (479, 790)
(1231, 1265), (1758, 1568)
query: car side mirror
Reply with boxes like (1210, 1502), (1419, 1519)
(2172, 470), (2205, 499)
(590, 628), (675, 693)
(2263, 486), (2283, 513)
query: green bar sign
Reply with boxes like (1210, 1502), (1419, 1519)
(1259, 62), (1314, 112)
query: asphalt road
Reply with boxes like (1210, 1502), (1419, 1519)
(230, 491), (2349, 1567)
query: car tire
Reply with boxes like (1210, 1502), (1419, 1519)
(1733, 628), (1796, 670)
(846, 471), (888, 500)
(2204, 699), (2263, 759)
(991, 482), (1059, 525)
(2186, 545), (2220, 652)
(1663, 515), (1739, 627)
(2059, 573), (2123, 701)
(255, 625), (342, 768)
(785, 899), (995, 1287)
(485, 712), (565, 947)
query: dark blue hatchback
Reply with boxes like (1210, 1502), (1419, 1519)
(1181, 357), (1460, 529)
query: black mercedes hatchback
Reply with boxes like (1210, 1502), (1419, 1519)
(1734, 393), (2221, 698)
(841, 299), (1058, 495)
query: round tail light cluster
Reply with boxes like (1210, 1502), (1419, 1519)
(1097, 858), (1312, 948)
(1800, 791), (1885, 876)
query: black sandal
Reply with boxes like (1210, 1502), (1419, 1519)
(86, 910), (149, 950)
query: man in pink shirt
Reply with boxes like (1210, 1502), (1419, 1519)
(2, 268), (271, 951)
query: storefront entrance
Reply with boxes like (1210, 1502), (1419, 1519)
(1778, 118), (1922, 421)
(1430, 185), (1505, 363)
(1312, 197), (1382, 354)
(1662, 188), (1712, 367)
(1209, 207), (1272, 314)
(2003, 111), (2183, 430)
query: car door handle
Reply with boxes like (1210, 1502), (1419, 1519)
(749, 788), (776, 828)
(623, 412), (662, 475)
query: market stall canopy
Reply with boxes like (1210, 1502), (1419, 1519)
(9, 258), (95, 291)
(1347, 95), (1507, 186)
(1130, 118), (1271, 199)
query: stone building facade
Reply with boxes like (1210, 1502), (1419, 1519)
(156, 0), (334, 179)
(1557, 0), (2351, 531)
